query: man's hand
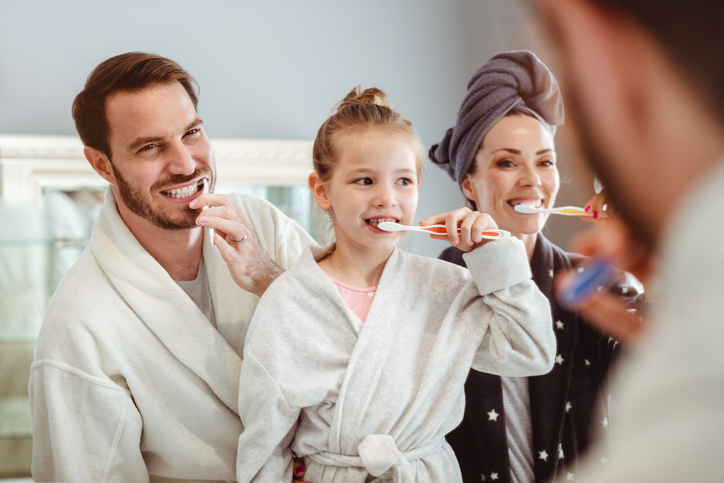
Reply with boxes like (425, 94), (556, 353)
(191, 194), (283, 298)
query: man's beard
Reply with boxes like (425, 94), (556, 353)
(111, 163), (211, 231)
(565, 85), (655, 250)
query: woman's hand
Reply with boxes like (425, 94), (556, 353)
(580, 189), (608, 223)
(190, 193), (283, 297)
(419, 207), (498, 252)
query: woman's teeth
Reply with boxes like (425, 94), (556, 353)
(511, 200), (543, 208)
(162, 181), (203, 199)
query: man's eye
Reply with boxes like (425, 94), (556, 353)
(139, 144), (157, 152)
(186, 128), (200, 136)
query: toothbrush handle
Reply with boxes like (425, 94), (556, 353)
(420, 225), (509, 239)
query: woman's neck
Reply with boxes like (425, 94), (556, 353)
(519, 232), (538, 262)
(318, 244), (393, 288)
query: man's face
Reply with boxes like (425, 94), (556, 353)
(105, 82), (215, 231)
(535, 0), (658, 249)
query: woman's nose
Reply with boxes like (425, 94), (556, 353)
(519, 165), (542, 187)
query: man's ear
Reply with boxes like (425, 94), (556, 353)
(84, 146), (115, 185)
(461, 175), (478, 204)
(308, 172), (332, 210)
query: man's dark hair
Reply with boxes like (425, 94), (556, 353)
(72, 52), (199, 159)
(590, 0), (724, 123)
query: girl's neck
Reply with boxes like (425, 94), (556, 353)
(319, 243), (393, 288)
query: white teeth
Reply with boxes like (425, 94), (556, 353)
(163, 181), (202, 199)
(514, 200), (543, 208)
(367, 218), (397, 228)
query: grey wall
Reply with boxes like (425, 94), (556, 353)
(0, 0), (592, 257)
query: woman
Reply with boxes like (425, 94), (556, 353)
(430, 50), (638, 483)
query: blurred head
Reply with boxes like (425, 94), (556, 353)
(462, 112), (559, 239)
(309, 87), (424, 252)
(534, 0), (724, 249)
(77, 53), (213, 232)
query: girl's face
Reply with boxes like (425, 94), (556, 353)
(462, 113), (559, 239)
(313, 131), (420, 256)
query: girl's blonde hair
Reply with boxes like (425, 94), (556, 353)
(312, 86), (425, 183)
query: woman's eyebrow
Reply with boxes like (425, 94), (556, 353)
(491, 148), (553, 155)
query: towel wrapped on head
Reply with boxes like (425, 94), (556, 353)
(430, 50), (565, 185)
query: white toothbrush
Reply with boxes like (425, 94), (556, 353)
(377, 222), (510, 240)
(201, 179), (216, 243)
(514, 204), (608, 218)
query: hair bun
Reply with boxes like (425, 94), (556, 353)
(337, 86), (394, 113)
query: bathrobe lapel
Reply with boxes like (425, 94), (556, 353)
(328, 248), (408, 455)
(90, 190), (243, 415)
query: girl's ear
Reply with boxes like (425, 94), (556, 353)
(461, 174), (478, 204)
(308, 172), (332, 210)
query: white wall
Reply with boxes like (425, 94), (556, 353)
(0, 0), (591, 257)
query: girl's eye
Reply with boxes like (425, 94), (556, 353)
(355, 178), (373, 185)
(396, 178), (413, 186)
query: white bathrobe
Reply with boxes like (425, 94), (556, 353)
(29, 189), (315, 483)
(237, 238), (556, 483)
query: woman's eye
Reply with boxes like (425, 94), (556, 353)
(497, 160), (515, 168)
(539, 159), (554, 167)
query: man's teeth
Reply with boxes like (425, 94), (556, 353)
(163, 182), (202, 199)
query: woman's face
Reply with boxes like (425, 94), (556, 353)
(462, 113), (559, 239)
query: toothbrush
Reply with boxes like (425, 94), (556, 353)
(377, 222), (510, 240)
(201, 179), (216, 243)
(514, 204), (609, 218)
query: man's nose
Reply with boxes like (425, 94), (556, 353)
(167, 140), (196, 175)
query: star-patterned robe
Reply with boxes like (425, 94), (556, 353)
(440, 234), (639, 483)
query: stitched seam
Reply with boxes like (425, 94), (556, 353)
(31, 359), (131, 397)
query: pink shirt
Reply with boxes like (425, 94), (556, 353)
(326, 275), (378, 322)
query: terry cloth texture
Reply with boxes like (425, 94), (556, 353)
(29, 188), (315, 483)
(430, 50), (565, 185)
(236, 238), (556, 483)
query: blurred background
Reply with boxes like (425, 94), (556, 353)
(0, 0), (593, 478)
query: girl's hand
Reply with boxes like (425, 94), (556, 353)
(580, 189), (608, 223)
(419, 207), (498, 252)
(190, 193), (283, 297)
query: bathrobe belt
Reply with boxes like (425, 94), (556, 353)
(306, 435), (444, 482)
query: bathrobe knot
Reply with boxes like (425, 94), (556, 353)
(307, 435), (443, 482)
(358, 434), (413, 482)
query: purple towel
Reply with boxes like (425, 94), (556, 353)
(430, 50), (565, 185)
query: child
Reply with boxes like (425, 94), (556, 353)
(235, 87), (555, 482)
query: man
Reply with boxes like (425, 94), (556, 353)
(29, 52), (315, 482)
(532, 0), (724, 480)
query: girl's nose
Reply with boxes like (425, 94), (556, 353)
(373, 184), (397, 207)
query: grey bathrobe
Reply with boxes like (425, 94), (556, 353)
(236, 237), (556, 482)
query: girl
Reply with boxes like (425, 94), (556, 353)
(235, 87), (555, 482)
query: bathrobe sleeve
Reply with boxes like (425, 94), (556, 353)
(463, 237), (556, 377)
(30, 360), (148, 483)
